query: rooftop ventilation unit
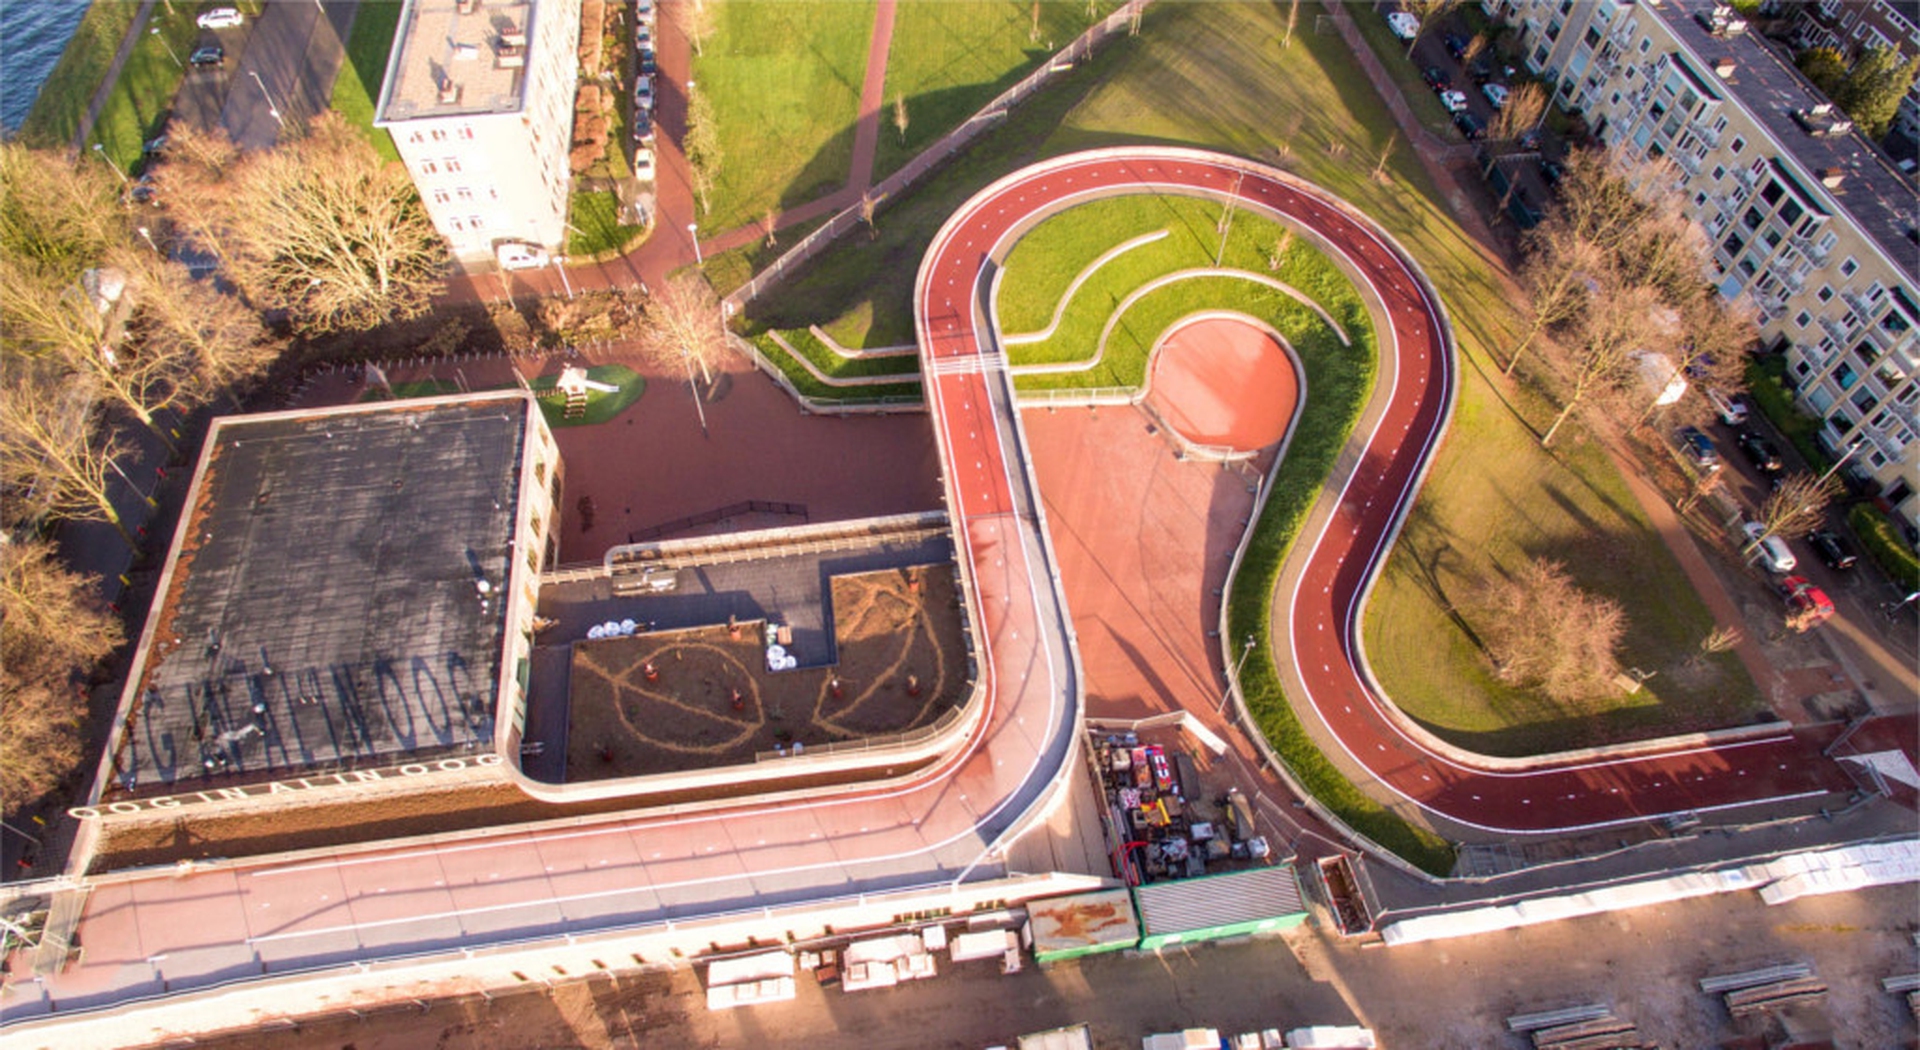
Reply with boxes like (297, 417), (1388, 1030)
(437, 78), (463, 105)
(1698, 5), (1749, 37)
(452, 42), (481, 61)
(1792, 105), (1855, 138)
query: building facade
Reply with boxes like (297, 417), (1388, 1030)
(374, 0), (582, 267)
(1484, 0), (1920, 531)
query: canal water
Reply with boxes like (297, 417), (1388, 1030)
(0, 0), (91, 137)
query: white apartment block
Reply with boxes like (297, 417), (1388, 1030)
(375, 0), (583, 267)
(1483, 0), (1920, 532)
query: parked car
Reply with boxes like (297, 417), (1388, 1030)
(1743, 521), (1797, 574)
(634, 74), (653, 110)
(639, 46), (656, 75)
(1538, 157), (1566, 189)
(634, 110), (655, 143)
(1452, 110), (1485, 140)
(1678, 425), (1720, 471)
(1438, 89), (1469, 114)
(1705, 388), (1748, 426)
(494, 241), (550, 271)
(1807, 528), (1858, 570)
(1482, 83), (1511, 109)
(196, 6), (243, 29)
(1387, 12), (1420, 40)
(1443, 33), (1468, 59)
(126, 173), (159, 205)
(1422, 66), (1452, 91)
(189, 44), (224, 67)
(633, 146), (654, 182)
(1735, 430), (1784, 474)
(1775, 575), (1834, 632)
(1468, 58), (1495, 84)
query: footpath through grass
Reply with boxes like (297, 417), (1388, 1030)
(690, 1), (873, 233)
(331, 0), (403, 160)
(18, 1), (142, 150)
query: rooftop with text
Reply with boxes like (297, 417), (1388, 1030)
(97, 396), (538, 798)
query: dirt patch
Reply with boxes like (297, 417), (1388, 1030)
(566, 565), (967, 778)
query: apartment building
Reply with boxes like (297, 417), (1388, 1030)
(1483, 0), (1920, 531)
(374, 0), (583, 267)
(1787, 0), (1920, 145)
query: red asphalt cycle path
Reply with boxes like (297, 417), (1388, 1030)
(915, 147), (1849, 836)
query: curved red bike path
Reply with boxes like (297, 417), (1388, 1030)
(916, 146), (1847, 837)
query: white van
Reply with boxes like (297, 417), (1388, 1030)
(494, 242), (550, 271)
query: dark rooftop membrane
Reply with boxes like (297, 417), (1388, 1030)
(116, 399), (530, 793)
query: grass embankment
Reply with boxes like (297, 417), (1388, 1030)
(997, 195), (1364, 389)
(18, 1), (143, 149)
(875, 1), (1117, 181)
(331, 0), (403, 160)
(743, 332), (922, 404)
(689, 1), (872, 234)
(737, 1), (1747, 868)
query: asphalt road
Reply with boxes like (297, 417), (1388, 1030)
(172, 0), (353, 150)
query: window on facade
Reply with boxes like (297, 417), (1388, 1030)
(1585, 25), (1602, 47)
(407, 131), (425, 145)
(1899, 386), (1919, 406)
(1852, 388), (1880, 415)
(1840, 257), (1858, 276)
(430, 129), (447, 142)
(1694, 191), (1708, 207)
(1818, 285), (1834, 302)
(1639, 37), (1651, 53)
(1730, 135), (1745, 154)
(1764, 228), (1782, 250)
(459, 125), (475, 140)
(1795, 310), (1812, 328)
(467, 214), (483, 229)
(1723, 232), (1746, 256)
(1738, 256), (1757, 278)
(1711, 164), (1725, 181)
(432, 189), (451, 204)
(456, 187), (475, 202)
(419, 160), (438, 175)
(1744, 206), (1764, 230)
(1835, 362), (1857, 389)
(444, 157), (462, 174)
(1779, 198), (1803, 227)
(1611, 91), (1623, 106)
(1761, 180), (1783, 205)
(1795, 360), (1813, 377)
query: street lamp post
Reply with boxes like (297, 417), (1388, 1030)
(91, 143), (128, 185)
(688, 222), (703, 265)
(150, 27), (180, 66)
(1216, 634), (1257, 715)
(248, 70), (284, 127)
(552, 253), (574, 299)
(1817, 439), (1865, 488)
(136, 226), (159, 253)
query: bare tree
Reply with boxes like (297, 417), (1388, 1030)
(1461, 32), (1488, 67)
(1539, 278), (1663, 447)
(684, 88), (722, 216)
(112, 245), (277, 407)
(677, 0), (717, 56)
(1282, 0), (1300, 48)
(639, 274), (729, 433)
(1471, 557), (1627, 703)
(892, 94), (909, 143)
(1402, 0), (1462, 58)
(165, 113), (444, 334)
(1489, 82), (1547, 145)
(0, 144), (124, 280)
(1505, 222), (1603, 376)
(1, 538), (122, 679)
(0, 369), (139, 545)
(0, 673), (86, 812)
(1752, 472), (1840, 544)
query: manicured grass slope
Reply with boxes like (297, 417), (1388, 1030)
(18, 1), (142, 149)
(875, 1), (1115, 180)
(331, 0), (403, 160)
(692, 1), (873, 232)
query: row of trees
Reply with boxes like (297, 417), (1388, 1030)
(1, 540), (123, 811)
(1796, 45), (1920, 141)
(1506, 149), (1754, 447)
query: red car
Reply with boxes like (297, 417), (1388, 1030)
(1775, 576), (1834, 632)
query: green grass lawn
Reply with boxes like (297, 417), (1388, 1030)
(1347, 9), (1459, 137)
(17, 1), (143, 149)
(331, 0), (403, 160)
(568, 191), (642, 256)
(874, 1), (1116, 181)
(527, 364), (646, 426)
(690, 1), (874, 233)
(745, 333), (923, 403)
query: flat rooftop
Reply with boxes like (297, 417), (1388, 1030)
(1658, 0), (1919, 281)
(109, 397), (531, 794)
(377, 0), (537, 122)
